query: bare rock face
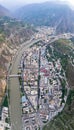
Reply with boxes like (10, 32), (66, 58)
(0, 39), (18, 103)
(0, 17), (34, 104)
(0, 41), (13, 103)
(0, 79), (6, 103)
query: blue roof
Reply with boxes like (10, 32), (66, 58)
(22, 96), (27, 103)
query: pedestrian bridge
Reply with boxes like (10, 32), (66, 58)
(8, 74), (21, 78)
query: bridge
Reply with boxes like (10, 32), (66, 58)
(8, 74), (21, 78)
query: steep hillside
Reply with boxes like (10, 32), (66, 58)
(0, 5), (11, 17)
(52, 39), (74, 87)
(43, 38), (74, 130)
(0, 16), (34, 104)
(14, 2), (74, 33)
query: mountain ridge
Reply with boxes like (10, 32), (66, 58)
(14, 2), (74, 34)
(0, 5), (11, 17)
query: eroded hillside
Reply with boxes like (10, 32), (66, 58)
(0, 16), (34, 103)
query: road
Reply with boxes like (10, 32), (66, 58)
(8, 39), (41, 130)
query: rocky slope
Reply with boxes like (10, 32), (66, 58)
(0, 16), (34, 103)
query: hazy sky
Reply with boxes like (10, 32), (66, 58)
(0, 0), (74, 10)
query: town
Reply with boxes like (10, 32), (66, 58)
(18, 36), (68, 130)
(0, 26), (72, 130)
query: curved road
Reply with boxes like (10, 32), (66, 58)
(8, 39), (40, 130)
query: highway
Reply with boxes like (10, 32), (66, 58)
(8, 39), (41, 130)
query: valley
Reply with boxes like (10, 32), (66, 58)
(0, 16), (34, 105)
(7, 28), (74, 130)
(0, 1), (74, 130)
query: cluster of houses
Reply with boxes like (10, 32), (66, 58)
(37, 46), (63, 122)
(19, 42), (67, 129)
(20, 47), (39, 112)
(0, 107), (10, 130)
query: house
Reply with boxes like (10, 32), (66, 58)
(22, 96), (28, 107)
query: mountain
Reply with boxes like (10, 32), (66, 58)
(0, 5), (11, 17)
(14, 1), (74, 33)
(0, 16), (34, 103)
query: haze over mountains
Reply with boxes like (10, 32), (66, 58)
(0, 5), (11, 17)
(0, 1), (74, 100)
(0, 1), (74, 34)
(14, 1), (74, 33)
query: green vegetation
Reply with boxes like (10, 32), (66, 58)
(61, 55), (68, 71)
(20, 91), (24, 97)
(38, 75), (41, 100)
(67, 90), (74, 110)
(66, 62), (74, 88)
(5, 117), (9, 123)
(45, 45), (54, 62)
(53, 39), (72, 55)
(5, 128), (9, 130)
(30, 40), (42, 48)
(46, 39), (74, 81)
(2, 95), (8, 107)
(46, 39), (71, 64)
(0, 16), (34, 41)
(0, 34), (5, 43)
(60, 79), (67, 104)
(8, 87), (10, 102)
(46, 45), (52, 55)
(19, 76), (23, 86)
(43, 38), (74, 130)
(18, 73), (25, 97)
(49, 79), (53, 85)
